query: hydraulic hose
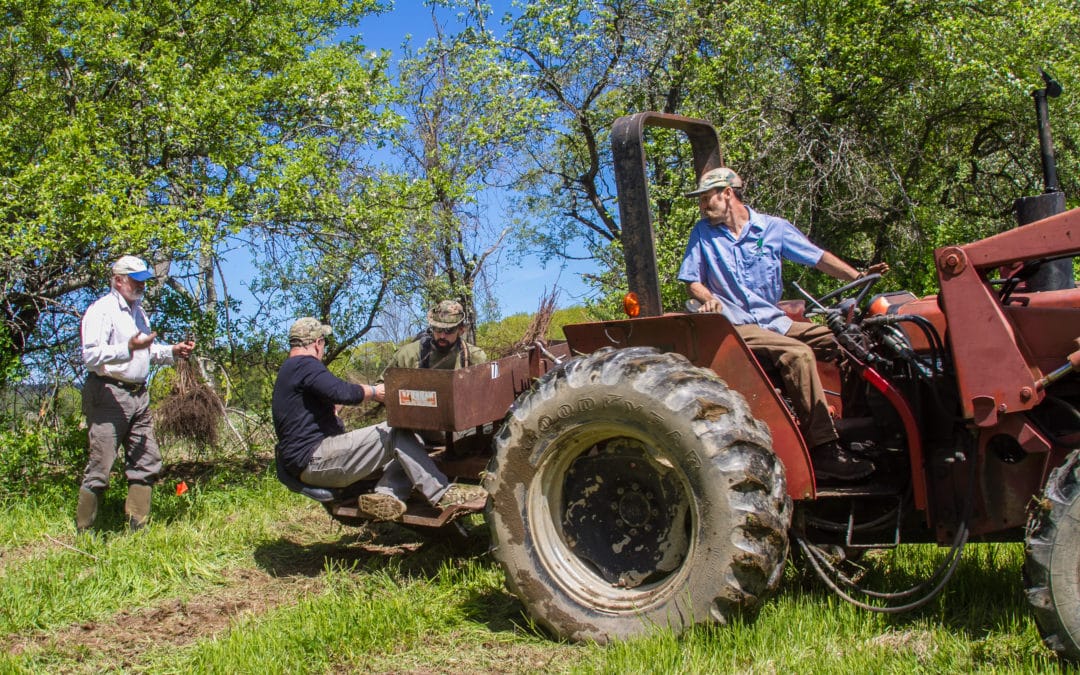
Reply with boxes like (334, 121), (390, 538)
(795, 434), (977, 613)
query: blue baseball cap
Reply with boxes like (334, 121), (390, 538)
(112, 255), (155, 282)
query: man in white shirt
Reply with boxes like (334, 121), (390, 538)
(77, 255), (195, 532)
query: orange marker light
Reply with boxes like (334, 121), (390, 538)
(868, 295), (891, 316)
(623, 292), (641, 318)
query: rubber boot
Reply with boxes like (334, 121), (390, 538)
(125, 484), (152, 531)
(76, 488), (100, 533)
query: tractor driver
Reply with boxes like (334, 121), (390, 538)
(678, 167), (888, 481)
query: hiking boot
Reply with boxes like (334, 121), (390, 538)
(811, 441), (875, 481)
(125, 484), (152, 531)
(76, 488), (101, 533)
(358, 492), (407, 521)
(436, 483), (487, 509)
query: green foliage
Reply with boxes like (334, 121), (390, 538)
(473, 314), (530, 354)
(546, 306), (593, 335)
(0, 412), (85, 502)
(151, 284), (213, 347)
(685, 0), (1080, 300)
(0, 0), (391, 381)
(148, 365), (178, 406)
(381, 21), (554, 327)
(441, 0), (1080, 311)
(474, 305), (594, 355)
(344, 340), (398, 384)
(9, 0), (1080, 386)
(245, 167), (422, 366)
(214, 338), (290, 414)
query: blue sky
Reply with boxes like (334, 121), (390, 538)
(219, 2), (597, 325)
(350, 3), (599, 317)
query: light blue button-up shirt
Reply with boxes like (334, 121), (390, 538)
(678, 206), (823, 335)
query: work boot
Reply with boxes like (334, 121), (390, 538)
(811, 441), (875, 481)
(76, 488), (100, 533)
(125, 484), (152, 531)
(358, 492), (407, 521)
(436, 483), (487, 509)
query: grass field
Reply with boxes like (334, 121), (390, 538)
(0, 457), (1067, 674)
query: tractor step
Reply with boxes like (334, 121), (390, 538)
(401, 496), (486, 528)
(329, 495), (486, 529)
(809, 486), (906, 549)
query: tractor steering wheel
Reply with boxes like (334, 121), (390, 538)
(805, 273), (881, 317)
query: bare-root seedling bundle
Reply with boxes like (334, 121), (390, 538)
(157, 358), (224, 448)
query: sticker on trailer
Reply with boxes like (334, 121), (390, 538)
(398, 389), (438, 407)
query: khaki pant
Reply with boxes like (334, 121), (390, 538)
(80, 374), (162, 491)
(736, 322), (839, 447)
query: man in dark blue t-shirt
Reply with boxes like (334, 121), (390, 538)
(272, 317), (483, 521)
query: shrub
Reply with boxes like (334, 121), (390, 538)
(0, 414), (85, 502)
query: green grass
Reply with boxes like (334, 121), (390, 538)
(0, 466), (1069, 674)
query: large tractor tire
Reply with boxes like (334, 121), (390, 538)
(1025, 449), (1080, 662)
(484, 346), (791, 643)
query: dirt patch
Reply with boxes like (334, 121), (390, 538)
(3, 507), (500, 671)
(0, 530), (112, 572)
(253, 515), (486, 578)
(4, 568), (322, 671)
(0, 540), (51, 570)
(869, 628), (936, 660)
(160, 455), (271, 484)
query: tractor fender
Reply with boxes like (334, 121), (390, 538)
(563, 313), (815, 500)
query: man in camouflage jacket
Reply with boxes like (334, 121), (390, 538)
(380, 300), (488, 374)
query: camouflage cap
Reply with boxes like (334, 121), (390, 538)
(685, 167), (744, 197)
(426, 300), (466, 330)
(288, 317), (331, 346)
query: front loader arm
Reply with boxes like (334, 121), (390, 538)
(936, 207), (1080, 425)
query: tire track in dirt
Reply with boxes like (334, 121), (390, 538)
(2, 508), (484, 671)
(4, 568), (324, 672)
(1, 507), (357, 670)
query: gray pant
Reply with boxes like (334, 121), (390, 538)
(80, 374), (162, 491)
(300, 422), (449, 505)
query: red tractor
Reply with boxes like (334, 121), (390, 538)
(283, 110), (1080, 659)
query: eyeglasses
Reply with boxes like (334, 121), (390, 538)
(432, 326), (460, 335)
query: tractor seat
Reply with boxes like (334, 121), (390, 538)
(275, 460), (373, 503)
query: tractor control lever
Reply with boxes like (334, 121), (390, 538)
(791, 281), (878, 365)
(790, 280), (828, 315)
